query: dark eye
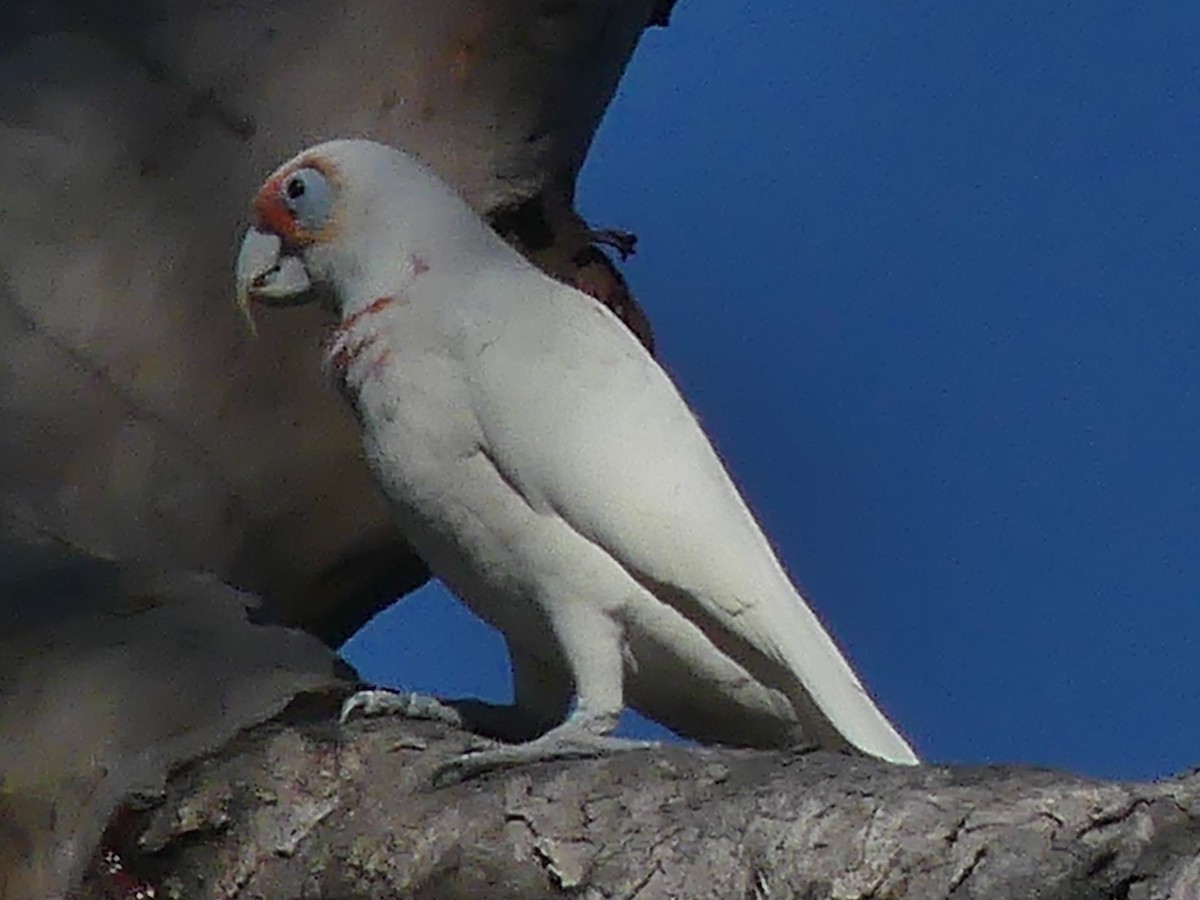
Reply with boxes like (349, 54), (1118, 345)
(280, 166), (333, 229)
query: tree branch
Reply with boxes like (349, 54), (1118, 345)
(80, 704), (1200, 899)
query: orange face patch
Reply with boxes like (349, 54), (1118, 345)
(252, 178), (296, 237)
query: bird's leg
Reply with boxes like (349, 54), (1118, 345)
(436, 612), (657, 782)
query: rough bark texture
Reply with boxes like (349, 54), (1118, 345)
(76, 701), (1200, 900)
(0, 537), (356, 899)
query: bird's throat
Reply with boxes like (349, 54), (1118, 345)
(324, 295), (399, 397)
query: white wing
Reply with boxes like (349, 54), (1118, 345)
(461, 268), (918, 764)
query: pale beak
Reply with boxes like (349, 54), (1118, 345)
(234, 227), (314, 334)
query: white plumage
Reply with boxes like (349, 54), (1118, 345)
(237, 139), (918, 768)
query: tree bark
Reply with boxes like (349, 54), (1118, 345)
(78, 698), (1200, 900)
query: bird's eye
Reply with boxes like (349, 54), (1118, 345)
(280, 166), (332, 230)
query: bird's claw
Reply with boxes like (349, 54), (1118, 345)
(339, 688), (464, 727)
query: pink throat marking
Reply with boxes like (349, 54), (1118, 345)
(333, 295), (395, 335)
(327, 296), (395, 383)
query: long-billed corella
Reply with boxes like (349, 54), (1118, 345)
(235, 139), (918, 774)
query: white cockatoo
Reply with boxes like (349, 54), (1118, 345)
(235, 139), (918, 771)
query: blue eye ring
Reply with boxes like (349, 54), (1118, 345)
(281, 167), (333, 230)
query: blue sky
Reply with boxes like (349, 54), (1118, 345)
(345, 2), (1200, 781)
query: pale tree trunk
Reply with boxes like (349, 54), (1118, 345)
(0, 0), (661, 644)
(1, 3), (1196, 899)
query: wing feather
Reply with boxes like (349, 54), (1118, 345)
(464, 271), (917, 763)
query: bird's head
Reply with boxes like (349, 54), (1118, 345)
(235, 139), (492, 332)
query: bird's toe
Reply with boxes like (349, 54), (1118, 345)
(432, 730), (658, 785)
(339, 688), (464, 726)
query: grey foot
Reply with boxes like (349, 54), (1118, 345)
(340, 688), (465, 728)
(435, 727), (658, 785)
